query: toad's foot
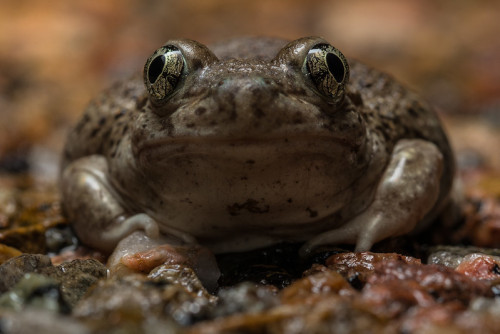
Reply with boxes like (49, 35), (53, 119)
(108, 231), (220, 291)
(300, 139), (444, 255)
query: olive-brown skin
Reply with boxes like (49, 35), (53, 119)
(61, 36), (454, 256)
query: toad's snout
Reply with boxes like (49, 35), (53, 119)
(213, 75), (278, 118)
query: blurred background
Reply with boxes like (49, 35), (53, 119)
(0, 0), (499, 181)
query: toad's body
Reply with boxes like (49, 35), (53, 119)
(61, 37), (454, 257)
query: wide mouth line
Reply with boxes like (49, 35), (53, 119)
(136, 133), (348, 152)
(136, 134), (351, 156)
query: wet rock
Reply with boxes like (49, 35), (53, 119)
(74, 264), (216, 328)
(281, 270), (354, 304)
(325, 252), (421, 287)
(469, 297), (500, 316)
(148, 263), (215, 299)
(38, 258), (107, 307)
(398, 303), (466, 333)
(398, 297), (500, 333)
(363, 260), (493, 311)
(455, 254), (500, 280)
(212, 282), (278, 318)
(0, 224), (48, 253)
(463, 195), (500, 248)
(0, 254), (52, 293)
(0, 176), (65, 253)
(44, 225), (77, 254)
(50, 245), (107, 266)
(428, 246), (500, 269)
(0, 187), (16, 228)
(0, 273), (70, 313)
(148, 264), (217, 325)
(272, 296), (390, 334)
(0, 244), (22, 265)
(0, 309), (90, 334)
(191, 291), (386, 334)
(0, 254), (106, 309)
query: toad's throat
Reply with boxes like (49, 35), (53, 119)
(131, 135), (368, 233)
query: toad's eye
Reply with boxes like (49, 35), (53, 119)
(304, 43), (349, 104)
(144, 45), (184, 103)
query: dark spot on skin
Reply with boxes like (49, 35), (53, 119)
(229, 109), (237, 121)
(114, 109), (127, 119)
(195, 107), (206, 116)
(287, 198), (293, 203)
(408, 107), (419, 118)
(240, 176), (248, 180)
(375, 125), (391, 142)
(102, 129), (112, 142)
(136, 96), (148, 110)
(63, 149), (71, 160)
(180, 198), (193, 204)
(191, 58), (202, 69)
(246, 160), (255, 164)
(75, 114), (90, 133)
(293, 114), (304, 124)
(160, 118), (174, 134)
(227, 199), (270, 216)
(306, 207), (318, 218)
(90, 128), (99, 138)
(347, 91), (363, 106)
(253, 105), (265, 118)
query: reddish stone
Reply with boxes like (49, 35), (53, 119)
(455, 254), (500, 280)
(325, 252), (421, 283)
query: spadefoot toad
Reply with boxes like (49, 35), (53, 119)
(61, 36), (454, 264)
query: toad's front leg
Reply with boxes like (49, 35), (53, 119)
(301, 139), (444, 254)
(61, 155), (219, 289)
(61, 155), (165, 253)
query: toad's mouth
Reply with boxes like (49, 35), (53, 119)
(135, 134), (359, 168)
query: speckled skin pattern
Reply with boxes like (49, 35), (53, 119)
(61, 37), (454, 255)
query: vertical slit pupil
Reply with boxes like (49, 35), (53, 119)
(326, 53), (345, 83)
(148, 55), (165, 84)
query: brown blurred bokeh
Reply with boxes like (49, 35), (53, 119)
(0, 0), (499, 178)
